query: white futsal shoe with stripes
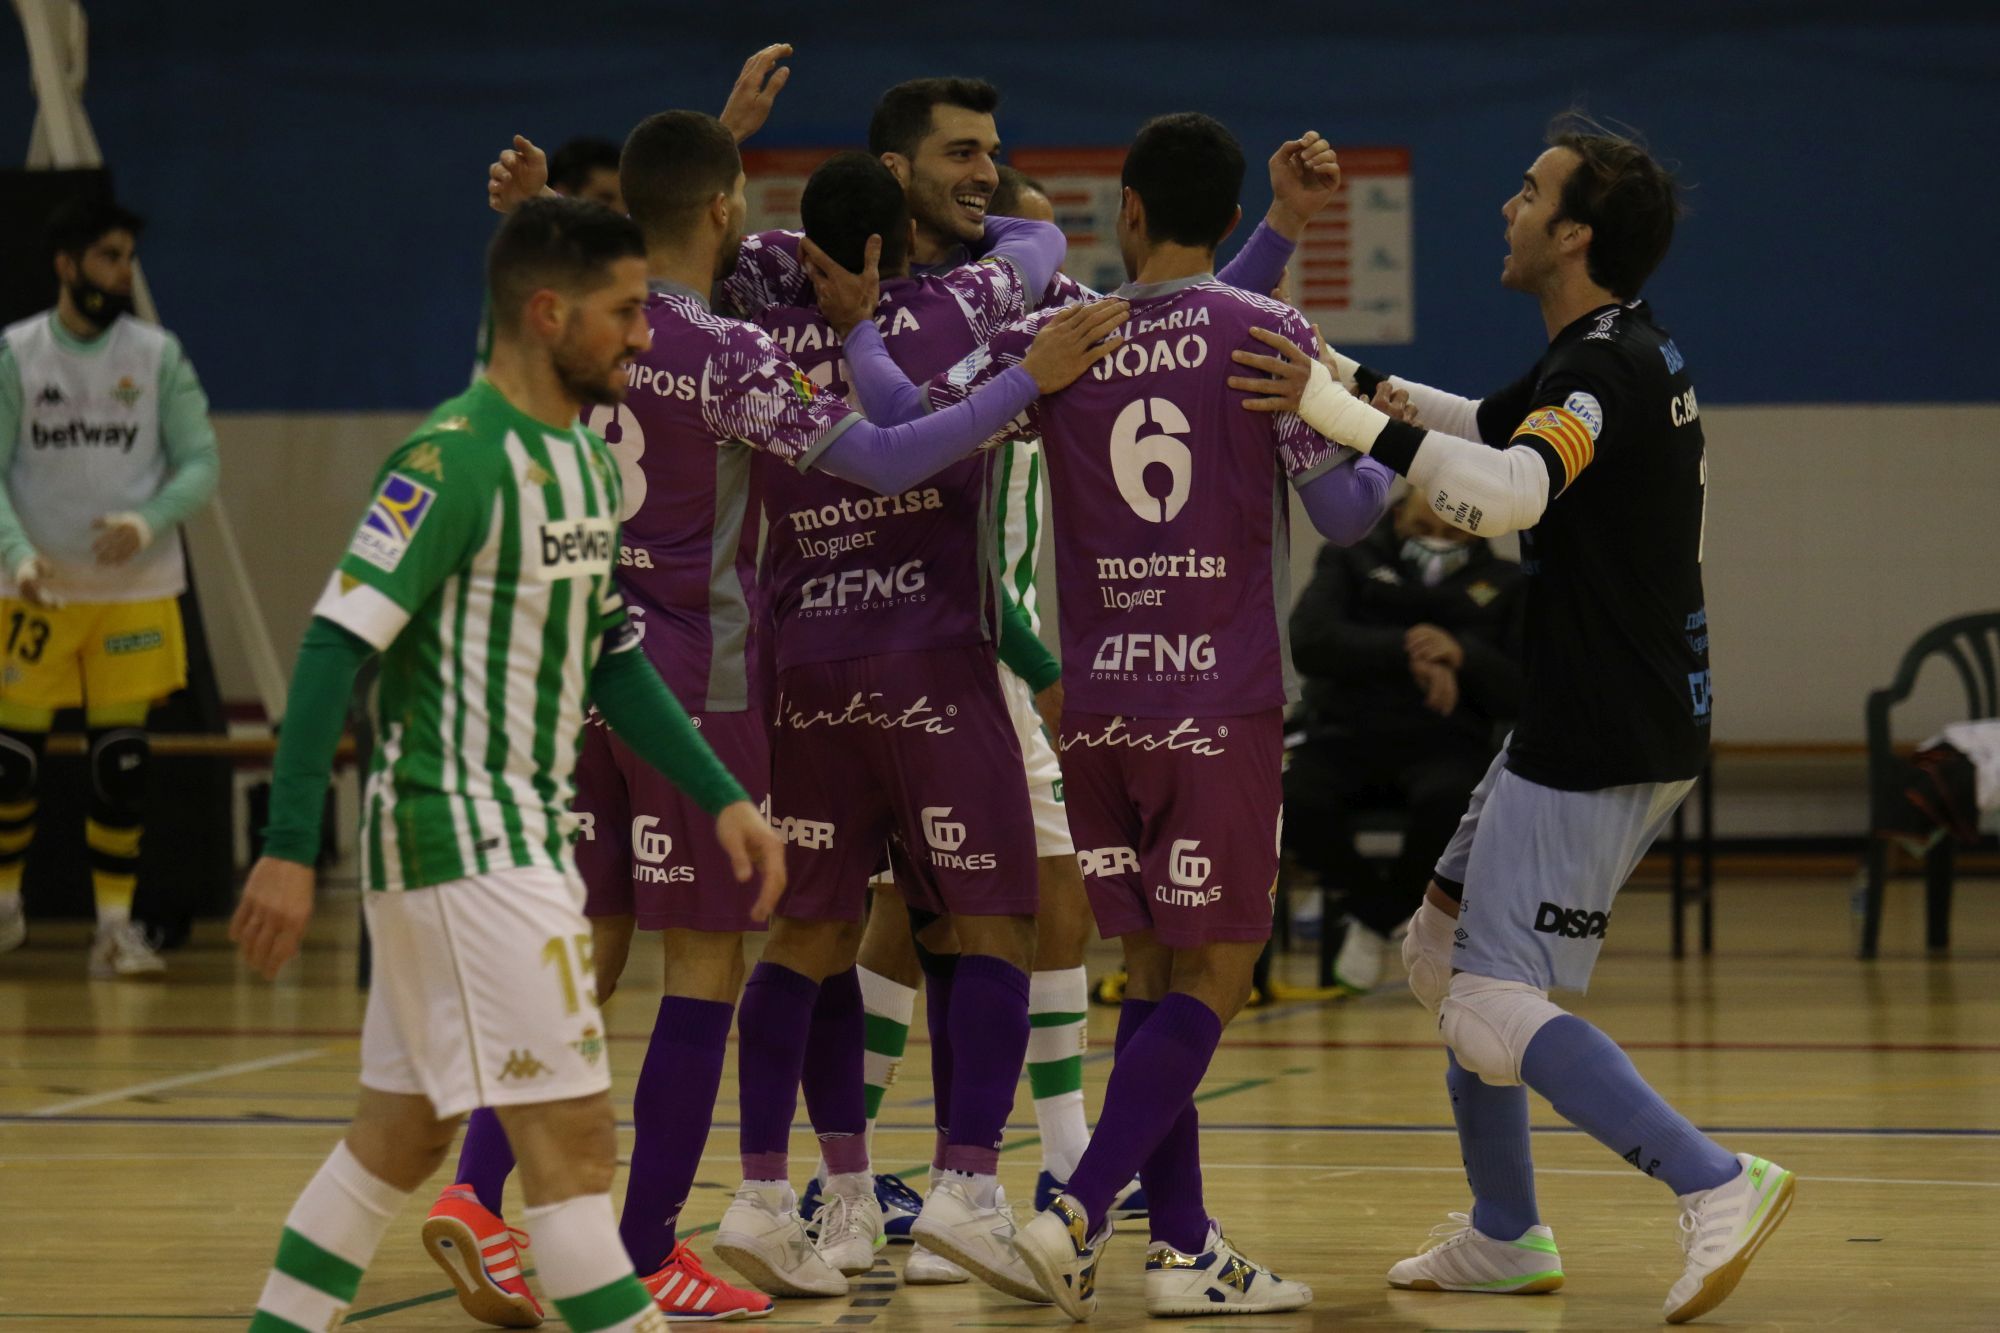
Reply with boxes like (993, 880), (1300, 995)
(714, 1182), (847, 1298)
(1144, 1221), (1312, 1316)
(1664, 1153), (1796, 1323)
(1386, 1213), (1564, 1294)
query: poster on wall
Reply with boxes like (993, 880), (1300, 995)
(740, 147), (851, 233)
(1006, 148), (1129, 294)
(1287, 146), (1413, 345)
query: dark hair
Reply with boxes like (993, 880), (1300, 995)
(801, 152), (911, 277)
(619, 110), (742, 242)
(868, 78), (1000, 160)
(1545, 111), (1681, 300)
(1122, 113), (1244, 249)
(548, 136), (622, 194)
(485, 196), (645, 333)
(47, 196), (144, 259)
(991, 165), (1045, 218)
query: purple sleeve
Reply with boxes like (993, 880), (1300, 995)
(1297, 456), (1396, 546)
(841, 320), (929, 425)
(980, 216), (1068, 307)
(810, 365), (1040, 494)
(1215, 220), (1296, 298)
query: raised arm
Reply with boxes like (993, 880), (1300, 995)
(980, 215), (1068, 306)
(1216, 132), (1344, 295)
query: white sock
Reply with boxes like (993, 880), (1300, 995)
(521, 1193), (657, 1332)
(96, 900), (131, 929)
(1027, 967), (1090, 1181)
(253, 1141), (406, 1329)
(941, 1167), (1002, 1209)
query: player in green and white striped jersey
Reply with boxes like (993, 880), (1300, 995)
(233, 199), (784, 1333)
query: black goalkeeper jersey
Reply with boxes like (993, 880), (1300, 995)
(1467, 301), (1711, 791)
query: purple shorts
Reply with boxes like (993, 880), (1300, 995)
(1058, 710), (1283, 949)
(574, 709), (771, 933)
(770, 644), (1037, 922)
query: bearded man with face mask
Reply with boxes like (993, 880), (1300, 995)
(0, 196), (222, 977)
(1282, 487), (1524, 992)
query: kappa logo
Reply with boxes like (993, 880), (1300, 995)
(923, 806), (996, 871)
(497, 1050), (552, 1082)
(350, 472), (437, 573)
(1534, 901), (1611, 940)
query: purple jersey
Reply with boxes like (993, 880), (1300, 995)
(724, 228), (1083, 322)
(927, 275), (1353, 717)
(581, 279), (858, 710)
(754, 260), (1027, 670)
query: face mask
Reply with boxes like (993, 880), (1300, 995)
(68, 276), (134, 329)
(1402, 535), (1471, 587)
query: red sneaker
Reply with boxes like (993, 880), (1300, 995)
(643, 1242), (776, 1321)
(422, 1184), (545, 1328)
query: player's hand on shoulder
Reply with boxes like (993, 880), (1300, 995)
(1267, 130), (1342, 239)
(488, 135), (553, 214)
(14, 553), (60, 609)
(1229, 326), (1316, 411)
(230, 856), (317, 981)
(715, 801), (787, 922)
(1021, 298), (1129, 393)
(719, 44), (794, 144)
(800, 234), (881, 336)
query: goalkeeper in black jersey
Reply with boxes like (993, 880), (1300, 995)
(1229, 114), (1791, 1326)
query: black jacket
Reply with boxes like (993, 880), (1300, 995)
(1290, 525), (1525, 741)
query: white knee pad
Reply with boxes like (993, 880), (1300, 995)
(1401, 901), (1456, 1014)
(1438, 972), (1565, 1086)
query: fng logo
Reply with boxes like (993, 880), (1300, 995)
(923, 806), (996, 871)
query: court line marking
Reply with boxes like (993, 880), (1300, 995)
(1247, 1163), (2000, 1189)
(22, 1047), (330, 1116)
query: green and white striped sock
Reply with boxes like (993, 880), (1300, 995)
(523, 1193), (662, 1332)
(860, 966), (917, 1142)
(248, 1141), (404, 1332)
(1028, 966), (1090, 1181)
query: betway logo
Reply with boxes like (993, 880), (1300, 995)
(922, 806), (996, 871)
(536, 518), (616, 581)
(30, 420), (139, 452)
(1090, 633), (1216, 674)
(800, 560), (925, 609)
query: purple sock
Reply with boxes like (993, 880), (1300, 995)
(736, 961), (820, 1181)
(1521, 1014), (1740, 1196)
(620, 996), (733, 1273)
(940, 954), (1030, 1177)
(801, 966), (869, 1176)
(454, 1107), (516, 1216)
(1116, 999), (1206, 1253)
(1446, 1050), (1540, 1241)
(1066, 993), (1221, 1229)
(921, 955), (956, 1170)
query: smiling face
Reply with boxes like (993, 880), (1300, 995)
(894, 104), (1002, 249)
(1500, 146), (1584, 295)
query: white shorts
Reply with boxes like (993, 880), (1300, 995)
(359, 868), (613, 1120)
(999, 663), (1074, 858)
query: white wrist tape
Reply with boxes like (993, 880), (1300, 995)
(1298, 357), (1392, 453)
(1324, 347), (1362, 391)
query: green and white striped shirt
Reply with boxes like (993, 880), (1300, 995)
(994, 435), (1044, 638)
(313, 379), (626, 891)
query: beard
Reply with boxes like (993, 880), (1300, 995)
(908, 171), (983, 245)
(553, 327), (627, 408)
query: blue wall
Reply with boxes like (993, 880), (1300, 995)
(5, 3), (1994, 410)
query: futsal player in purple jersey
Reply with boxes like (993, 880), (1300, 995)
(822, 113), (1395, 1319)
(455, 105), (1126, 1317)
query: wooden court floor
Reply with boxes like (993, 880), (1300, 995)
(1, 878), (1995, 1330)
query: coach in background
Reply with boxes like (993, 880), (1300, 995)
(1284, 487), (1522, 992)
(0, 198), (220, 976)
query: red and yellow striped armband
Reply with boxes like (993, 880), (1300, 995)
(1510, 404), (1597, 487)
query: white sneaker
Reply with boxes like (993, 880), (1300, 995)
(1386, 1212), (1564, 1293)
(1013, 1195), (1110, 1322)
(1145, 1220), (1312, 1316)
(903, 1243), (970, 1285)
(713, 1182), (848, 1298)
(1332, 917), (1386, 993)
(813, 1171), (884, 1277)
(909, 1176), (1050, 1305)
(0, 898), (24, 954)
(1664, 1154), (1795, 1324)
(89, 920), (164, 979)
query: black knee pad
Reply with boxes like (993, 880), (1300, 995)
(905, 905), (961, 981)
(87, 727), (149, 815)
(0, 728), (46, 806)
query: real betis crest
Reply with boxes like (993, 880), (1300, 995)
(111, 376), (142, 408)
(572, 1025), (606, 1066)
